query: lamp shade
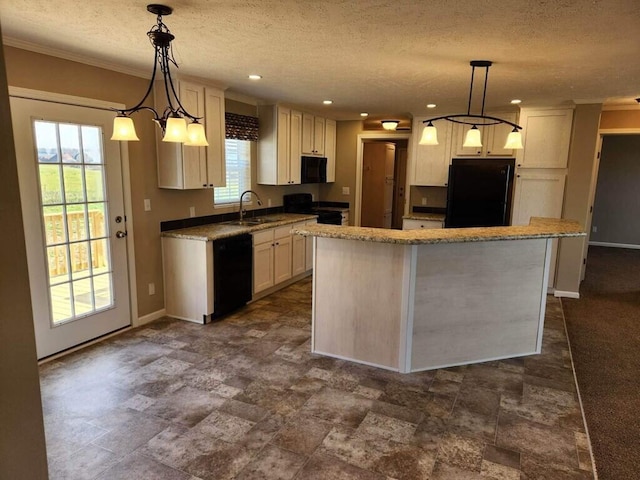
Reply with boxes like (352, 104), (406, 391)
(185, 122), (209, 147)
(419, 123), (439, 145)
(504, 129), (524, 150)
(463, 126), (482, 148)
(111, 116), (139, 141)
(381, 120), (399, 130)
(162, 116), (189, 143)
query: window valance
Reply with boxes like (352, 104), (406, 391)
(225, 112), (259, 142)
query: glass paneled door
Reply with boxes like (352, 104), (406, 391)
(10, 93), (131, 359)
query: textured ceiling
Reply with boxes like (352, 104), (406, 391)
(1, 0), (640, 120)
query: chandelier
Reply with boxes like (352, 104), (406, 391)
(111, 4), (208, 146)
(419, 60), (523, 150)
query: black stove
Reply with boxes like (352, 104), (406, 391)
(283, 193), (343, 225)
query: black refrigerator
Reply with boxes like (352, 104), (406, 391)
(445, 158), (515, 228)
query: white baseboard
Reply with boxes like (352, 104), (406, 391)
(554, 290), (580, 299)
(589, 241), (640, 250)
(136, 308), (166, 327)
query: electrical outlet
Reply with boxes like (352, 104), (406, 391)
(144, 199), (151, 211)
(592, 226), (598, 233)
(189, 206), (195, 217)
(421, 197), (427, 205)
(342, 186), (350, 195)
(148, 283), (155, 295)
(267, 198), (272, 207)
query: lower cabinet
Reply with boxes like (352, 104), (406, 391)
(305, 219), (317, 270)
(402, 218), (444, 230)
(253, 225), (293, 295)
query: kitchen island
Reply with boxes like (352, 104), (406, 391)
(292, 218), (584, 373)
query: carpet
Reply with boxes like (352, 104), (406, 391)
(562, 245), (640, 480)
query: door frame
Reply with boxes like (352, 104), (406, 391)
(8, 86), (138, 335)
(355, 132), (411, 226)
(582, 127), (640, 280)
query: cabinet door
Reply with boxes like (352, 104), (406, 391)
(511, 171), (566, 226)
(276, 107), (291, 185)
(302, 113), (315, 155)
(292, 232), (306, 276)
(305, 219), (317, 270)
(516, 109), (573, 168)
(313, 116), (325, 155)
(253, 241), (274, 294)
(179, 82), (208, 189)
(485, 112), (517, 157)
(324, 118), (336, 182)
(411, 118), (452, 186)
(273, 235), (292, 284)
(289, 110), (302, 184)
(204, 87), (226, 187)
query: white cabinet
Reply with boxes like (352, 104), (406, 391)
(302, 113), (325, 155)
(252, 225), (293, 294)
(511, 170), (566, 226)
(402, 218), (444, 230)
(324, 118), (337, 182)
(162, 237), (213, 323)
(516, 108), (573, 169)
(451, 112), (519, 157)
(257, 105), (302, 185)
(410, 117), (453, 186)
(305, 219), (317, 270)
(156, 80), (226, 189)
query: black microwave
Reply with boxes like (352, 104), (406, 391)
(301, 156), (327, 183)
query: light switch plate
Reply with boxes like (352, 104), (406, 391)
(189, 206), (195, 217)
(421, 197), (427, 205)
(342, 187), (350, 195)
(144, 199), (151, 211)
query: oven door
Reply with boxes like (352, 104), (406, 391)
(301, 156), (327, 183)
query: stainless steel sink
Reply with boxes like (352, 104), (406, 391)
(224, 220), (263, 226)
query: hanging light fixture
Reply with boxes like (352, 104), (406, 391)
(419, 60), (523, 150)
(111, 4), (208, 146)
(381, 120), (400, 130)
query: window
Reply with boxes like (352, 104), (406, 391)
(214, 139), (252, 205)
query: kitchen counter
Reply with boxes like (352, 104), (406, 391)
(162, 213), (317, 241)
(292, 217), (583, 245)
(402, 212), (446, 222)
(302, 218), (585, 373)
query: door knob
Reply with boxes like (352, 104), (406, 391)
(116, 231), (128, 238)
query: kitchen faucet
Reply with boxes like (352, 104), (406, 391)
(239, 190), (263, 221)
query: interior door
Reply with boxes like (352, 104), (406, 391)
(10, 95), (131, 359)
(362, 142), (395, 228)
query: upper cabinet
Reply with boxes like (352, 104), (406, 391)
(515, 108), (574, 168)
(258, 106), (336, 185)
(410, 117), (453, 186)
(324, 118), (337, 182)
(156, 79), (226, 189)
(451, 112), (519, 157)
(302, 113), (325, 155)
(257, 105), (302, 185)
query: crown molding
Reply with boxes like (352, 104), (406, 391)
(602, 104), (640, 111)
(3, 36), (150, 79)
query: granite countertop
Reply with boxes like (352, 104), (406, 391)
(291, 217), (586, 245)
(403, 213), (446, 222)
(162, 213), (318, 241)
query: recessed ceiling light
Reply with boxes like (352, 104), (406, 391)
(360, 112), (369, 117)
(323, 100), (333, 105)
(248, 74), (262, 80)
(510, 99), (522, 104)
(427, 104), (437, 108)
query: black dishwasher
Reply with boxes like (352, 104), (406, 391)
(213, 234), (252, 319)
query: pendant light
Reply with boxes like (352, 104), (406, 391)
(110, 4), (208, 146)
(420, 61), (523, 150)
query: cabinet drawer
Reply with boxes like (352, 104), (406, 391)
(403, 219), (443, 230)
(253, 229), (274, 245)
(274, 225), (293, 239)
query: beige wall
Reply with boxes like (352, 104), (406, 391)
(600, 109), (640, 129)
(0, 36), (49, 479)
(4, 47), (318, 318)
(410, 186), (448, 209)
(556, 104), (602, 294)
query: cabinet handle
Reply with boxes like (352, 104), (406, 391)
(202, 183), (207, 187)
(517, 174), (521, 178)
(518, 164), (522, 167)
(209, 184), (213, 187)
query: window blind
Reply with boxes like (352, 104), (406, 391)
(214, 139), (252, 205)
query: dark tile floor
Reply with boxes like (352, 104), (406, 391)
(40, 277), (595, 479)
